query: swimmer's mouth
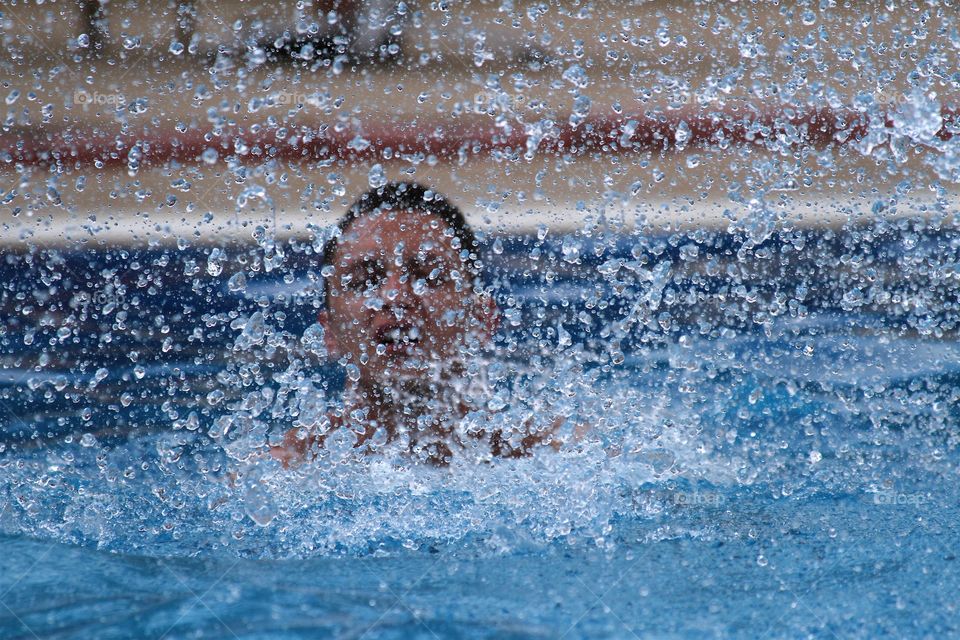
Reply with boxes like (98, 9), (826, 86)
(376, 324), (421, 350)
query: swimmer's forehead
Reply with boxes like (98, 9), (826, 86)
(336, 209), (460, 262)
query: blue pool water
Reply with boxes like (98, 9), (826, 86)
(2, 226), (960, 637)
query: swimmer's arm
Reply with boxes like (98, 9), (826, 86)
(269, 427), (321, 469)
(491, 416), (589, 458)
(270, 414), (357, 469)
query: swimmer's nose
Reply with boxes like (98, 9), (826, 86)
(382, 268), (415, 306)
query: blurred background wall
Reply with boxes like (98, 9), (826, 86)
(0, 0), (955, 245)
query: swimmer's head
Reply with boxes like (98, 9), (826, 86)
(320, 182), (482, 307)
(318, 182), (498, 397)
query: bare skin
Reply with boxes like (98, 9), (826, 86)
(271, 208), (562, 467)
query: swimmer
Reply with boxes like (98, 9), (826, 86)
(272, 182), (568, 467)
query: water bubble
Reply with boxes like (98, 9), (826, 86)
(244, 484), (277, 527)
(364, 296), (385, 311)
(562, 64), (589, 89)
(503, 308), (522, 326)
(348, 136), (371, 152)
(301, 323), (327, 357)
(201, 148), (218, 164)
(561, 237), (582, 263)
(79, 433), (98, 448)
(557, 323), (572, 349)
(346, 363), (361, 382)
(675, 121), (691, 150)
(227, 272), (247, 293)
(569, 95), (591, 129)
(738, 32), (765, 59)
(619, 120), (638, 148)
(46, 187), (62, 206)
(235, 312), (267, 350)
(237, 185), (274, 214)
(126, 145), (142, 177)
(168, 41), (184, 55)
(206, 248), (225, 277)
(892, 89), (942, 145)
(91, 368), (109, 386)
(473, 39), (493, 67)
(368, 164), (387, 189)
(247, 47), (267, 67)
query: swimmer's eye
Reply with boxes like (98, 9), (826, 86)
(343, 277), (374, 293)
(343, 260), (386, 292)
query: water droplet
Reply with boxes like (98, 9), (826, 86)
(562, 64), (589, 89)
(244, 485), (277, 526)
(561, 237), (582, 263)
(348, 135), (371, 152)
(569, 95), (591, 128)
(206, 248), (225, 277)
(675, 121), (691, 150)
(557, 323), (571, 348)
(368, 164), (387, 189)
(346, 363), (361, 382)
(227, 272), (247, 293)
(301, 323), (327, 357)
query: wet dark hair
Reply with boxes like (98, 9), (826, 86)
(320, 182), (483, 306)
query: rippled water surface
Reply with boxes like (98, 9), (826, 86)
(2, 231), (960, 638)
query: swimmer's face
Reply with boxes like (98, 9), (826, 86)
(320, 209), (497, 393)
